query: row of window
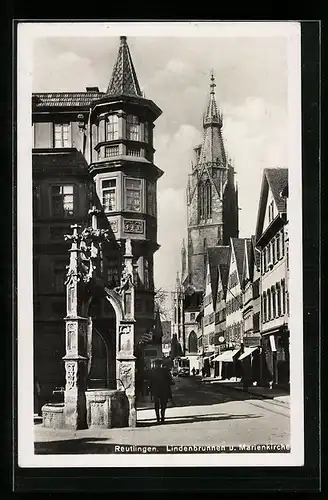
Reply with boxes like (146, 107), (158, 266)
(101, 178), (156, 216)
(261, 280), (288, 322)
(33, 179), (156, 218)
(225, 322), (243, 344)
(34, 116), (150, 149)
(215, 309), (226, 324)
(226, 294), (242, 315)
(203, 312), (215, 327)
(261, 229), (285, 273)
(104, 114), (149, 143)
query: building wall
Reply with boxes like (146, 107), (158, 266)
(203, 261), (215, 351)
(33, 148), (91, 403)
(215, 272), (226, 339)
(260, 224), (289, 333)
(225, 250), (243, 347)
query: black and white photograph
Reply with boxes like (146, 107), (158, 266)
(17, 21), (304, 468)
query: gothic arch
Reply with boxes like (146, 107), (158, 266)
(188, 330), (198, 353)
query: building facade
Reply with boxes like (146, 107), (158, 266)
(255, 168), (289, 388)
(33, 36), (163, 405)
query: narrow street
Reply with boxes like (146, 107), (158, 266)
(34, 376), (290, 454)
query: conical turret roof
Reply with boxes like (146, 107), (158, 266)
(106, 36), (142, 97)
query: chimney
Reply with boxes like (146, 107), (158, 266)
(86, 86), (99, 93)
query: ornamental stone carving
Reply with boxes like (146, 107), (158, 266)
(119, 324), (132, 351)
(109, 220), (118, 233)
(123, 219), (144, 234)
(119, 363), (133, 390)
(66, 321), (77, 351)
(65, 362), (76, 390)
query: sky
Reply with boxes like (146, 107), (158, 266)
(31, 25), (290, 298)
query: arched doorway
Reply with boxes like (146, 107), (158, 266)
(188, 330), (198, 353)
(87, 295), (117, 390)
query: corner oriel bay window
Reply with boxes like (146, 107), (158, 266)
(102, 179), (116, 212)
(126, 115), (140, 141)
(54, 123), (70, 148)
(125, 178), (142, 212)
(106, 114), (119, 141)
(51, 185), (74, 217)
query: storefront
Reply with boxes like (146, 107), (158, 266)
(213, 348), (241, 380)
(261, 327), (290, 388)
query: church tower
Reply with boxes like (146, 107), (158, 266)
(88, 36), (163, 343)
(186, 72), (239, 292)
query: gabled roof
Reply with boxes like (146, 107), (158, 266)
(231, 237), (248, 283)
(265, 168), (288, 213)
(219, 260), (230, 298)
(32, 91), (103, 109)
(255, 167), (288, 241)
(106, 36), (142, 97)
(241, 238), (253, 285)
(207, 246), (230, 307)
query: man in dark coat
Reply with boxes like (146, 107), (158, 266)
(149, 359), (173, 423)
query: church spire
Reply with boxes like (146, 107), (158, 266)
(203, 70), (222, 128)
(106, 36), (142, 97)
(199, 71), (226, 166)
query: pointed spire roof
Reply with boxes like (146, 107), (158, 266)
(106, 36), (142, 97)
(198, 71), (226, 166)
(203, 71), (221, 126)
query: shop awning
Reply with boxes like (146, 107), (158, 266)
(213, 349), (240, 363)
(238, 347), (258, 360)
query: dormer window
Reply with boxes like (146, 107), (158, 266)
(126, 115), (140, 141)
(54, 123), (70, 148)
(106, 114), (119, 141)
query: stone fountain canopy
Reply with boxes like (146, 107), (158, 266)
(42, 213), (137, 430)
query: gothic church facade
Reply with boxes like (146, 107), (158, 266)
(172, 73), (239, 360)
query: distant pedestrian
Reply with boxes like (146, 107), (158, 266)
(192, 367), (196, 377)
(148, 359), (174, 423)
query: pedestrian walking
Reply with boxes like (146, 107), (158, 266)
(148, 359), (174, 424)
(192, 367), (196, 377)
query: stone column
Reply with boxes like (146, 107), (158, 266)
(63, 224), (89, 430)
(116, 239), (137, 427)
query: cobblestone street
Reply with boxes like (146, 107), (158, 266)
(34, 377), (290, 454)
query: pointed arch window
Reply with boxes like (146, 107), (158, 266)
(198, 180), (212, 221)
(188, 331), (198, 353)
